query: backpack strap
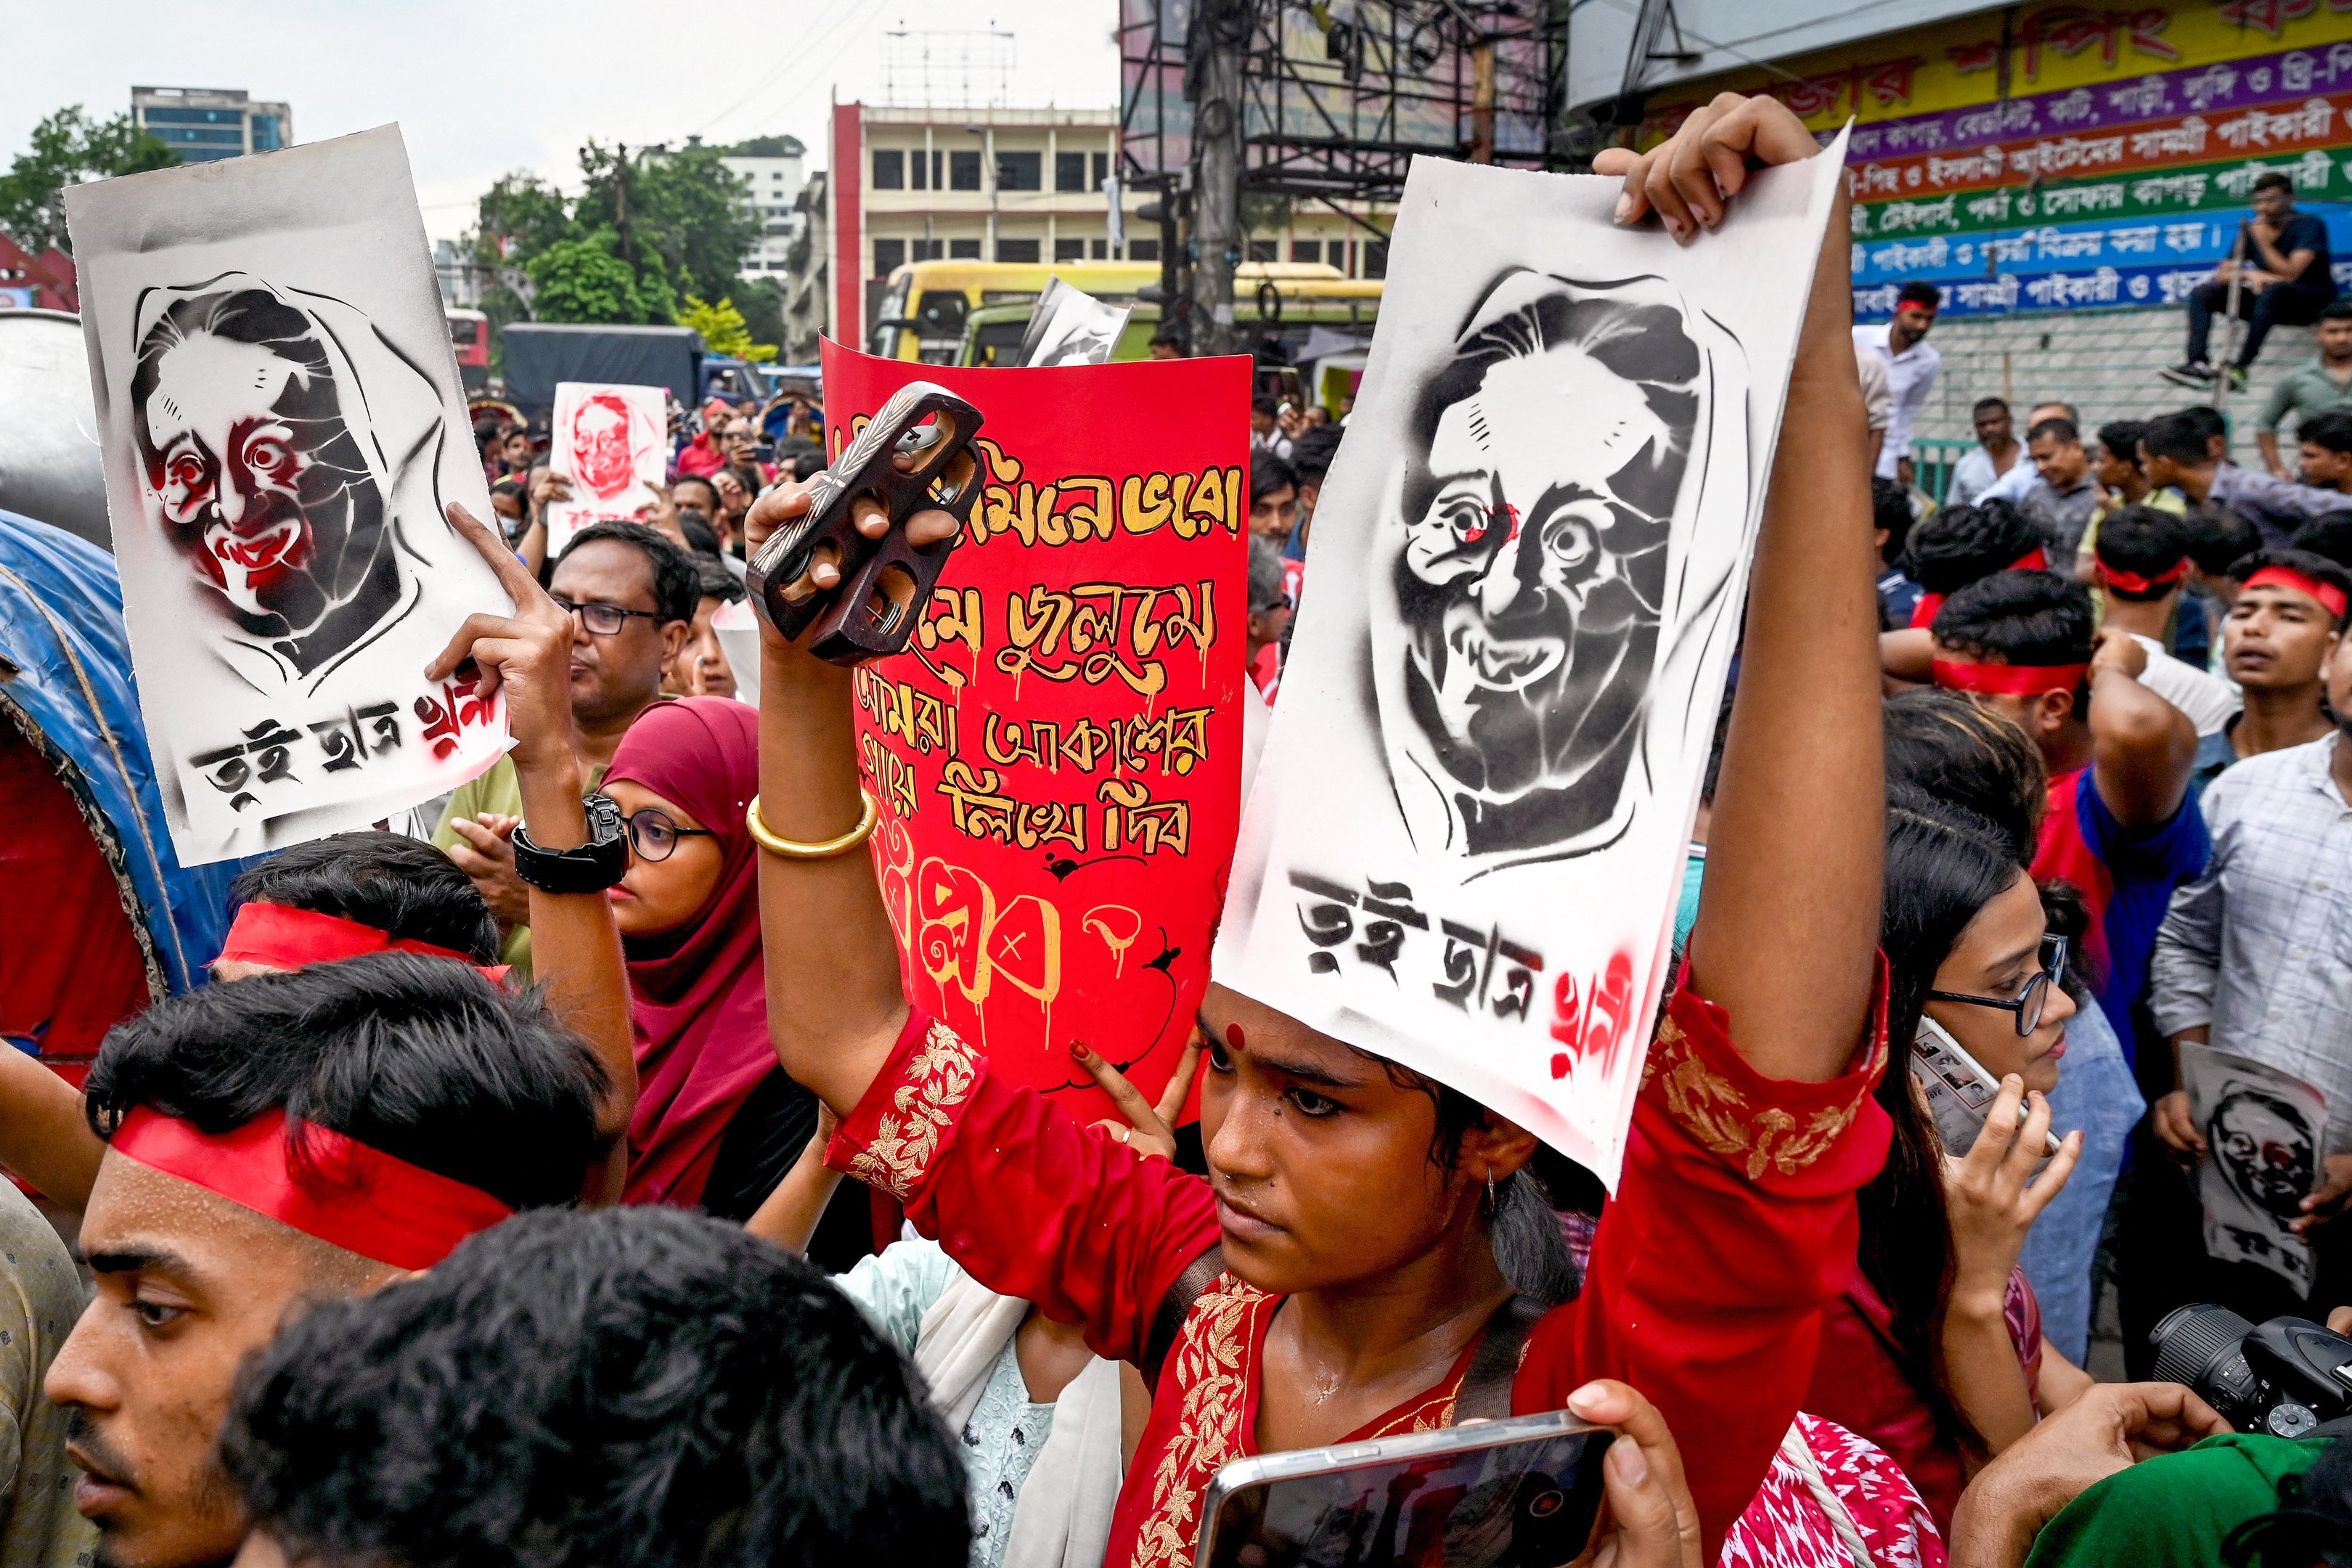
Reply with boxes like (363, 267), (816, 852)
(1455, 1294), (1550, 1424)
(1143, 1243), (1228, 1388)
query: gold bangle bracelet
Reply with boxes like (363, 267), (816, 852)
(746, 791), (879, 859)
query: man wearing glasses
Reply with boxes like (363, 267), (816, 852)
(2139, 581), (2352, 1355)
(433, 521), (697, 976)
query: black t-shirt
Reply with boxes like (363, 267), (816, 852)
(699, 1067), (822, 1222)
(2269, 212), (2337, 298)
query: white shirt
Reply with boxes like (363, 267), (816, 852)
(1855, 350), (1892, 435)
(2150, 735), (2352, 1148)
(1949, 444), (2024, 507)
(1853, 323), (1940, 481)
(2129, 633), (2242, 738)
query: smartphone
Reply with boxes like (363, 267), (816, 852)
(1194, 1409), (1612, 1568)
(1912, 1015), (2063, 1159)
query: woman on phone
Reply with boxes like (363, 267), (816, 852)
(748, 95), (1887, 1566)
(1804, 792), (2096, 1531)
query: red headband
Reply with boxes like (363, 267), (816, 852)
(109, 1107), (513, 1270)
(2245, 565), (2350, 619)
(1907, 550), (2051, 630)
(2096, 559), (2189, 595)
(1932, 658), (2091, 695)
(218, 902), (508, 984)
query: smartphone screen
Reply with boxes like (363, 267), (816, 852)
(1199, 1426), (1611, 1568)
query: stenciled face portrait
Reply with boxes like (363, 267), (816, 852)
(570, 393), (640, 501)
(2210, 1088), (2315, 1224)
(1383, 271), (1702, 859)
(130, 282), (404, 681)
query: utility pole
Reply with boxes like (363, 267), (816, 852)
(616, 142), (634, 266)
(1188, 0), (1248, 358)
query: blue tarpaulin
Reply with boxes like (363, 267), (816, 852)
(0, 508), (238, 994)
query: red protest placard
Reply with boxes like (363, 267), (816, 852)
(822, 340), (1250, 1117)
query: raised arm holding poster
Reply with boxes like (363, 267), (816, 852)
(65, 126), (511, 865)
(544, 380), (667, 556)
(823, 340), (1249, 1117)
(1214, 141), (1850, 1183)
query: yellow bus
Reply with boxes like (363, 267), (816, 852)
(869, 259), (1380, 369)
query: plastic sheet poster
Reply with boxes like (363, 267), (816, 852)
(823, 340), (1249, 1115)
(544, 380), (666, 557)
(1214, 143), (1848, 1185)
(66, 127), (510, 865)
(2182, 1042), (2327, 1294)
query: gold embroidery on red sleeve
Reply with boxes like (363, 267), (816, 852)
(843, 1020), (981, 1201)
(1643, 1013), (1885, 1181)
(1132, 1275), (1266, 1568)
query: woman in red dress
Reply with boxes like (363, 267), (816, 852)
(746, 97), (1890, 1568)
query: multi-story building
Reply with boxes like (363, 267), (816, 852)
(783, 171), (830, 362)
(722, 135), (808, 280)
(808, 100), (1392, 352)
(129, 87), (292, 164)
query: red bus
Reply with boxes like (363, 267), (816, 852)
(447, 308), (490, 392)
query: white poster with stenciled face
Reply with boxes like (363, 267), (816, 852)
(66, 126), (513, 866)
(544, 380), (666, 557)
(1214, 140), (1847, 1185)
(2182, 1042), (2327, 1294)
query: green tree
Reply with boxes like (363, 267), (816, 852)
(528, 229), (676, 324)
(573, 140), (761, 309)
(732, 277), (788, 361)
(679, 295), (777, 362)
(0, 105), (176, 254)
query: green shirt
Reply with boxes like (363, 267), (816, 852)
(2024, 1434), (2329, 1568)
(430, 755), (607, 979)
(2258, 358), (2352, 436)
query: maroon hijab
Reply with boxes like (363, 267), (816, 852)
(603, 698), (772, 1206)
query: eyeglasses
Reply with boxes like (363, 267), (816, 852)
(621, 807), (716, 862)
(1927, 934), (2070, 1037)
(551, 596), (663, 637)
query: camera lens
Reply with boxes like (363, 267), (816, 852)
(2151, 1304), (2265, 1423)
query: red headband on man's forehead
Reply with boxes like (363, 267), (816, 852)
(2244, 565), (2350, 619)
(1932, 658), (2091, 696)
(108, 1107), (513, 1270)
(2096, 558), (2189, 595)
(1906, 549), (2051, 631)
(216, 902), (507, 983)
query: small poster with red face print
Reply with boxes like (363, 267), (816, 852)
(822, 340), (1249, 1119)
(1213, 142), (1848, 1187)
(66, 126), (513, 865)
(544, 381), (666, 558)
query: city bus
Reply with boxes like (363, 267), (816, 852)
(446, 308), (490, 393)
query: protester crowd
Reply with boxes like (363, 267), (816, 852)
(7, 93), (2352, 1568)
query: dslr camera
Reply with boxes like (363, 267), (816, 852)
(2151, 1304), (2352, 1438)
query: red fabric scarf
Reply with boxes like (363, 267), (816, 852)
(605, 698), (774, 1207)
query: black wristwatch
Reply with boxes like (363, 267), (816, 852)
(512, 792), (629, 894)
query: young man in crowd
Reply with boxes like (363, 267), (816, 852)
(218, 1209), (968, 1568)
(46, 958), (608, 1568)
(2094, 419), (2181, 517)
(1919, 571), (2205, 1086)
(1948, 395), (2022, 506)
(2091, 507), (2235, 735)
(2016, 416), (2103, 571)
(2181, 504), (2266, 649)
(1872, 474), (1922, 626)
(1893, 497), (2047, 630)
(1247, 395), (1293, 460)
(1244, 536), (1290, 702)
(0, 1175), (94, 1568)
(1246, 453), (1299, 544)
(433, 520), (694, 976)
(2192, 550), (2349, 791)
(2255, 298), (2352, 478)
(2164, 171), (2340, 390)
(663, 555), (744, 701)
(1853, 279), (1940, 483)
(1975, 400), (2083, 508)
(2136, 563), (2352, 1354)
(2141, 407), (2349, 548)
(2297, 408), (2352, 494)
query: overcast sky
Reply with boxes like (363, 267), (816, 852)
(7, 1), (1124, 248)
